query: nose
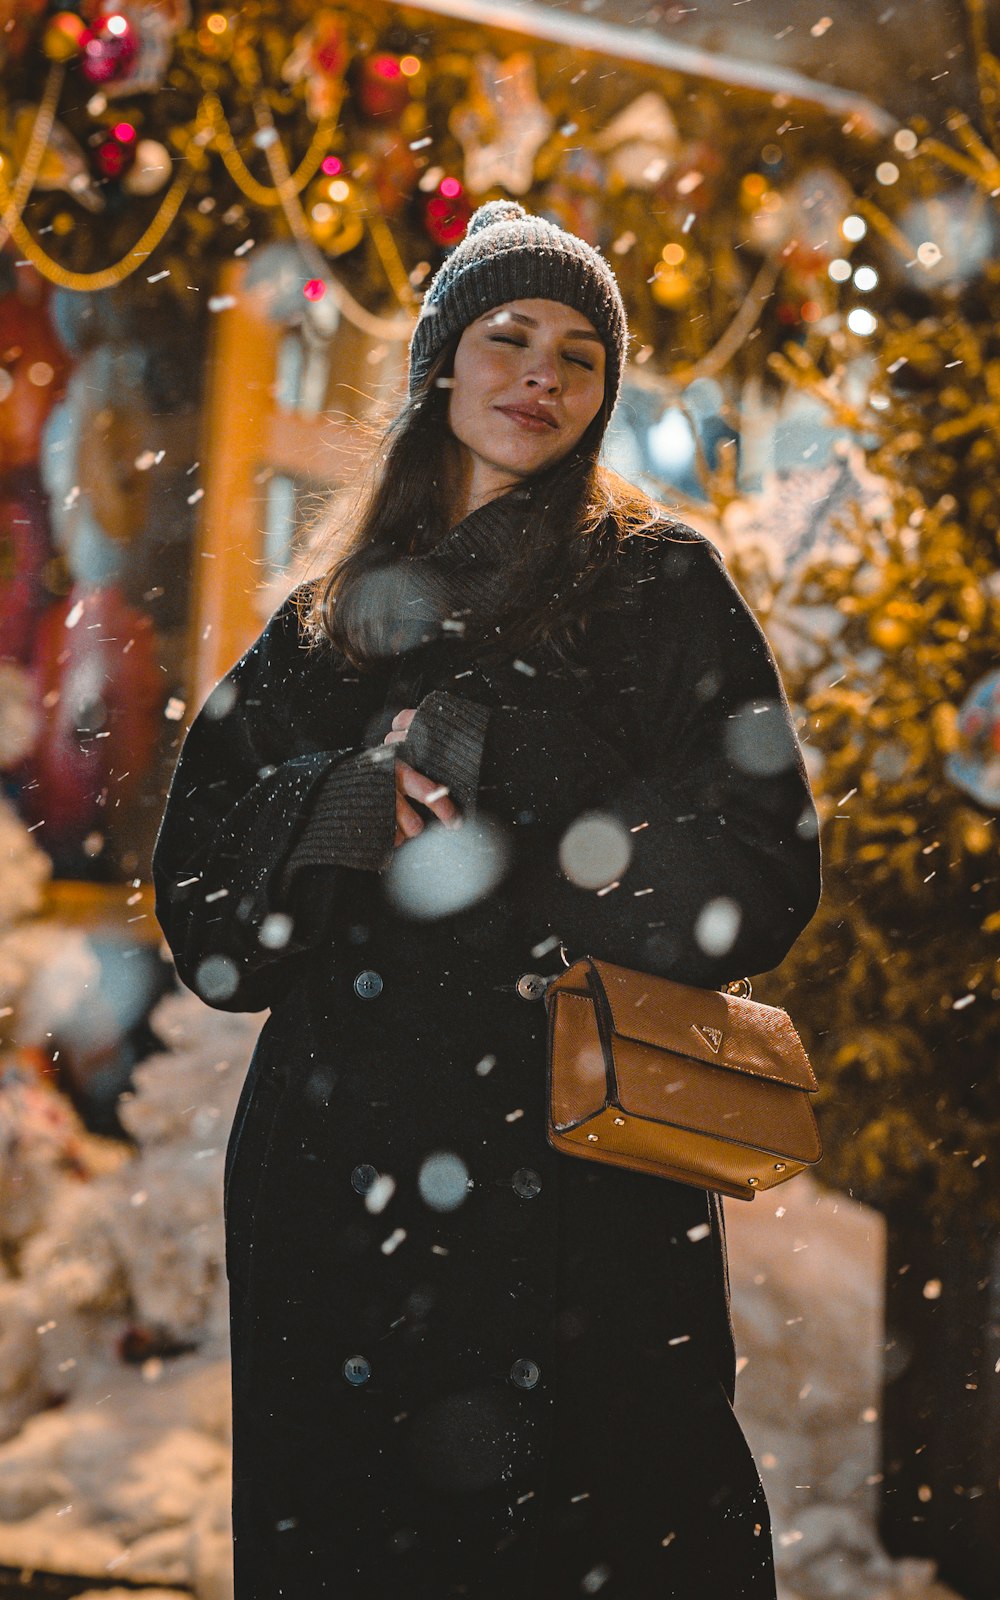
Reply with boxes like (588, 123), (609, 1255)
(523, 352), (561, 395)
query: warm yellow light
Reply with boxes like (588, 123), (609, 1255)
(329, 179), (351, 203)
(206, 13), (228, 34)
(661, 242), (686, 266)
(400, 55), (421, 77)
(741, 173), (767, 199)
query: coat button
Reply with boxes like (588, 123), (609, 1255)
(511, 1167), (542, 1199)
(516, 972), (548, 1000)
(351, 1164), (379, 1195)
(354, 970), (383, 999)
(343, 1355), (371, 1385)
(510, 1357), (541, 1390)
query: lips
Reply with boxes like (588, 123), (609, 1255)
(496, 406), (559, 431)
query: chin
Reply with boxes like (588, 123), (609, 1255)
(495, 443), (567, 476)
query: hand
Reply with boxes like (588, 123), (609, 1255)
(383, 709), (462, 848)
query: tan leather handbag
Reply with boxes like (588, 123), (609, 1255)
(543, 950), (822, 1200)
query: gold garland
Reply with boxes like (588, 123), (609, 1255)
(0, 63), (66, 246)
(0, 167), (193, 291)
(361, 201), (420, 310)
(0, 55), (194, 291)
(255, 85), (416, 339)
(200, 92), (338, 207)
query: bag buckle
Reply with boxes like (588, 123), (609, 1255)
(724, 977), (753, 1000)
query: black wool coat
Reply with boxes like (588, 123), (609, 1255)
(153, 520), (821, 1600)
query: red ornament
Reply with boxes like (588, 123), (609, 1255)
(20, 584), (163, 851)
(357, 53), (411, 122)
(77, 12), (138, 86)
(0, 470), (54, 667)
(424, 182), (471, 247)
(365, 131), (419, 219)
(303, 279), (327, 301)
(92, 124), (137, 180)
(0, 286), (71, 473)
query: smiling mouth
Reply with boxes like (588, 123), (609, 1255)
(497, 406), (559, 431)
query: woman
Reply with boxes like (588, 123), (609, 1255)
(153, 201), (821, 1599)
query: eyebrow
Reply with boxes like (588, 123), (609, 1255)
(484, 310), (605, 344)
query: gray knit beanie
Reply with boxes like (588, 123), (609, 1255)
(408, 200), (629, 413)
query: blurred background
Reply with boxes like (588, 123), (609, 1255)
(0, 2), (998, 1596)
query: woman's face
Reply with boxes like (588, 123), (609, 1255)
(447, 298), (607, 500)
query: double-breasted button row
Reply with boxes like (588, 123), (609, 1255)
(345, 1353), (539, 1390)
(353, 970), (383, 999)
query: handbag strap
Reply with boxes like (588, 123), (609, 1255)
(557, 941), (753, 1001)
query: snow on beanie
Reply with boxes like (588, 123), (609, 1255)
(407, 199), (629, 413)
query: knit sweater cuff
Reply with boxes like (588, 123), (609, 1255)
(402, 690), (491, 814)
(281, 746), (397, 882)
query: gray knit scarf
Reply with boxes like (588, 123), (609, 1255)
(352, 458), (585, 661)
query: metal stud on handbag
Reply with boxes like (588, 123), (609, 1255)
(543, 947), (822, 1200)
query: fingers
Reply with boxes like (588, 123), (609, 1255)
(384, 708), (416, 748)
(398, 762), (461, 825)
(393, 759), (463, 846)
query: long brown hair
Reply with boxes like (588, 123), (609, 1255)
(296, 335), (665, 671)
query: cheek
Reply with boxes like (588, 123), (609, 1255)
(569, 379), (605, 435)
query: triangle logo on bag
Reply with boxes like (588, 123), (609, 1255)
(692, 1024), (723, 1055)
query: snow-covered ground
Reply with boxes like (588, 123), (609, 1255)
(727, 1178), (959, 1600)
(0, 985), (962, 1600)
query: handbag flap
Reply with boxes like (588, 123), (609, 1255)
(587, 957), (818, 1093)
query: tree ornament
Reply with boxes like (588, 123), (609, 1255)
(894, 190), (999, 289)
(357, 53), (413, 123)
(282, 8), (351, 123)
(20, 583), (163, 852)
(423, 177), (471, 247)
(77, 9), (139, 87)
(363, 127), (420, 219)
(42, 11), (88, 64)
(92, 124), (138, 183)
(786, 168), (855, 275)
(662, 139), (723, 217)
(0, 288), (71, 474)
(80, 0), (187, 97)
(304, 171), (365, 256)
(121, 137), (171, 195)
(0, 473), (55, 668)
(593, 91), (679, 193)
(650, 243), (693, 309)
(945, 668), (1000, 810)
(450, 52), (553, 196)
(1, 105), (105, 213)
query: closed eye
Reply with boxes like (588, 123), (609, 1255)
(488, 335), (595, 371)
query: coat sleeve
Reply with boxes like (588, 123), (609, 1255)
(152, 596), (396, 1014)
(407, 535), (821, 986)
